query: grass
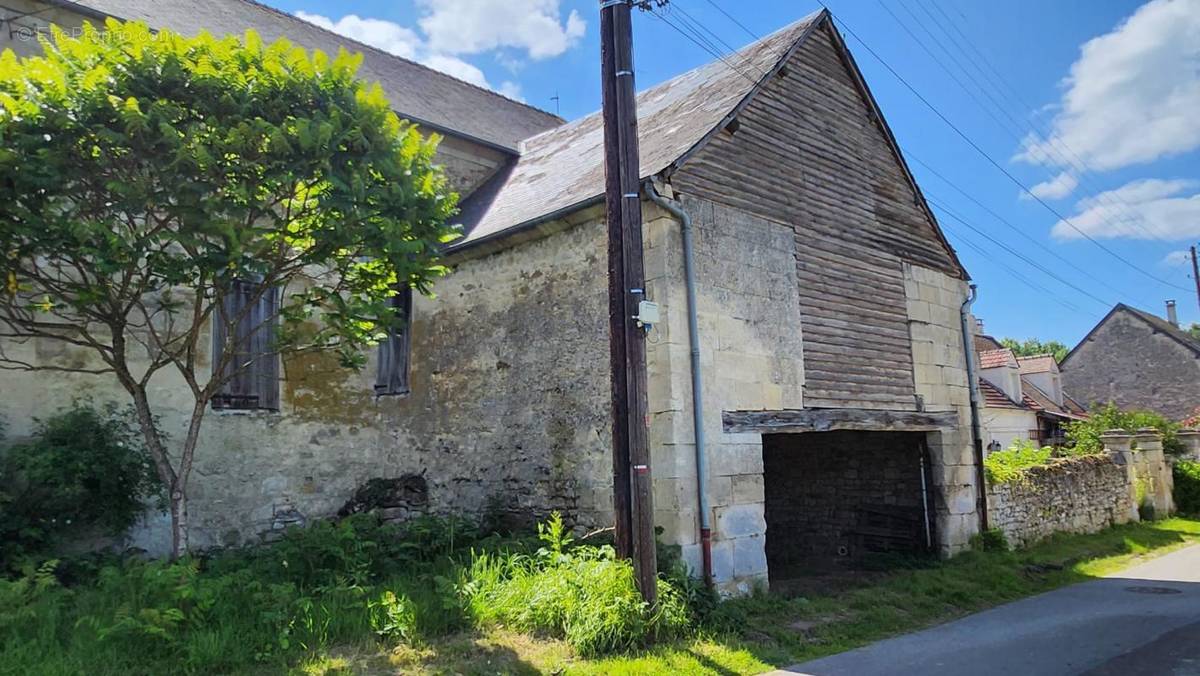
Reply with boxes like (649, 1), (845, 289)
(369, 517), (1200, 675)
(3, 516), (1197, 675)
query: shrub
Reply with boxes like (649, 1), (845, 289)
(971, 528), (1010, 552)
(461, 512), (692, 657)
(1175, 461), (1200, 515)
(984, 440), (1054, 484)
(0, 403), (160, 570)
(1067, 403), (1183, 455)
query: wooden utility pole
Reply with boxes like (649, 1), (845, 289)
(1191, 246), (1200, 314)
(600, 0), (657, 603)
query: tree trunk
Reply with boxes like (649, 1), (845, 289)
(169, 483), (189, 558)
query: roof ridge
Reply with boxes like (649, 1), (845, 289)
(230, 0), (564, 124)
(514, 10), (826, 152)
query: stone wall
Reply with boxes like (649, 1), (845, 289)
(903, 263), (981, 554)
(1060, 308), (1200, 420)
(986, 455), (1133, 548)
(643, 192), (806, 594)
(762, 431), (928, 574)
(0, 209), (615, 555)
(986, 429), (1177, 548)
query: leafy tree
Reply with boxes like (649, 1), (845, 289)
(1188, 323), (1200, 342)
(0, 21), (458, 557)
(999, 337), (1069, 363)
(1066, 403), (1183, 456)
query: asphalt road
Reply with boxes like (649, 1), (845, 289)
(775, 544), (1200, 676)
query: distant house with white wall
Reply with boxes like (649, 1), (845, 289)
(975, 335), (1086, 450)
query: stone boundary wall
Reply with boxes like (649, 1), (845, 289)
(987, 429), (1177, 548)
(986, 454), (1133, 548)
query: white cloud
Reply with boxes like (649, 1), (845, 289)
(1051, 178), (1200, 240)
(1162, 249), (1193, 267)
(1015, 0), (1200, 174)
(293, 2), (585, 98)
(1025, 171), (1079, 200)
(498, 81), (525, 102)
(418, 0), (585, 60)
(294, 12), (421, 60)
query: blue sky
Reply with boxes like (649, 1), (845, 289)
(273, 0), (1200, 346)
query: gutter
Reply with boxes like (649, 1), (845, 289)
(959, 284), (989, 531)
(644, 181), (713, 585)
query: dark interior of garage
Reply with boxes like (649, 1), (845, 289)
(762, 430), (935, 580)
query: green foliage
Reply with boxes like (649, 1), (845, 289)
(970, 529), (1010, 552)
(1175, 461), (1200, 515)
(0, 513), (701, 673)
(0, 403), (159, 571)
(1189, 323), (1200, 341)
(999, 337), (1068, 363)
(368, 590), (417, 642)
(0, 20), (460, 556)
(1066, 402), (1183, 455)
(462, 513), (692, 657)
(0, 21), (459, 359)
(983, 439), (1054, 484)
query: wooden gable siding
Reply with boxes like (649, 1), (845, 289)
(672, 23), (957, 410)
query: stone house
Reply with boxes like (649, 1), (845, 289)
(974, 336), (1086, 451)
(1061, 303), (1200, 420)
(0, 1), (984, 590)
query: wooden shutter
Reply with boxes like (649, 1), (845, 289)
(375, 287), (412, 396)
(212, 279), (279, 410)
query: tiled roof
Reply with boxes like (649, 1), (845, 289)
(1021, 377), (1088, 420)
(980, 378), (1025, 410)
(1017, 354), (1057, 375)
(63, 0), (563, 150)
(974, 334), (1005, 352)
(979, 348), (1016, 369)
(453, 12), (824, 248)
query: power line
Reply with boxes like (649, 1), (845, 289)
(906, 153), (1127, 298)
(699, 0), (759, 41)
(938, 222), (1087, 315)
(651, 6), (1110, 315)
(824, 9), (1192, 292)
(926, 196), (1112, 308)
(903, 0), (1170, 242)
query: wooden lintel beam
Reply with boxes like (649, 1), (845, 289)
(722, 408), (959, 434)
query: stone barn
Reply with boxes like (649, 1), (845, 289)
(1061, 303), (1200, 420)
(0, 1), (983, 591)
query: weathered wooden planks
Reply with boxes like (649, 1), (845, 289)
(723, 407), (959, 434)
(673, 23), (969, 410)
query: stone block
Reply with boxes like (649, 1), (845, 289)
(709, 443), (764, 477)
(732, 474), (765, 503)
(733, 535), (769, 578)
(715, 502), (766, 539)
(708, 474), (733, 507)
(709, 539), (735, 582)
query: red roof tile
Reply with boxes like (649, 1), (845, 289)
(979, 348), (1016, 369)
(1017, 354), (1057, 374)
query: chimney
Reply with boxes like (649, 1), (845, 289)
(975, 318), (984, 333)
(1166, 300), (1179, 327)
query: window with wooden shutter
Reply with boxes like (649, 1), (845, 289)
(212, 279), (280, 411)
(375, 286), (412, 396)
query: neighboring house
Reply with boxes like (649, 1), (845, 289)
(975, 335), (1086, 450)
(0, 1), (983, 590)
(1062, 303), (1200, 420)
